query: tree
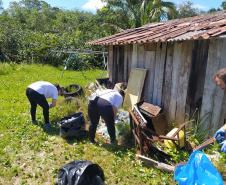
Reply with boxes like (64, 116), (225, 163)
(100, 0), (142, 28)
(100, 0), (177, 30)
(207, 8), (221, 13)
(0, 0), (3, 11)
(141, 0), (177, 24)
(221, 1), (226, 10)
(176, 1), (202, 18)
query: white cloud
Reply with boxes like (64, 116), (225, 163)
(192, 3), (208, 10)
(82, 0), (106, 12)
(2, 0), (20, 9)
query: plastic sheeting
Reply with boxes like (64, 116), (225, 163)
(59, 112), (85, 138)
(174, 151), (223, 185)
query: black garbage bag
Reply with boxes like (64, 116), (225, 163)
(58, 160), (105, 185)
(59, 112), (85, 138)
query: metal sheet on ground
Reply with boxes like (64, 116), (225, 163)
(123, 68), (147, 110)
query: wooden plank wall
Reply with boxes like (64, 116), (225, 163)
(186, 40), (209, 119)
(200, 38), (226, 134)
(152, 43), (167, 106)
(174, 41), (193, 124)
(109, 38), (226, 131)
(162, 43), (174, 122)
(143, 44), (156, 102)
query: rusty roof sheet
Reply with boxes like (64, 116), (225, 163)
(89, 11), (226, 45)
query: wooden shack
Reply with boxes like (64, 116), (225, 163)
(89, 11), (226, 134)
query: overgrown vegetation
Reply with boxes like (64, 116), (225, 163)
(0, 64), (177, 184)
(0, 0), (226, 68)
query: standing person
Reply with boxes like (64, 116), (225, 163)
(88, 89), (124, 144)
(26, 81), (63, 130)
(213, 68), (226, 153)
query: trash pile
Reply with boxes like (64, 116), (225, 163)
(97, 109), (130, 144)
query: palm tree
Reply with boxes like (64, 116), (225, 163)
(101, 0), (143, 28)
(101, 0), (176, 29)
(141, 0), (177, 24)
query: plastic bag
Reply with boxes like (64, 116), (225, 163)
(58, 160), (105, 185)
(59, 112), (85, 138)
(174, 150), (223, 185)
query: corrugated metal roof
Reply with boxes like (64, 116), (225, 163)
(89, 11), (226, 45)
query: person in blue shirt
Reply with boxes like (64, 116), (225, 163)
(213, 68), (226, 153)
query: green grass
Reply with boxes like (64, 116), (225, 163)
(0, 63), (174, 185)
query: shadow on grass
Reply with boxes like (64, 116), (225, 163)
(91, 137), (136, 158)
(36, 119), (135, 157)
(63, 130), (89, 145)
(103, 143), (134, 156)
(41, 122), (61, 136)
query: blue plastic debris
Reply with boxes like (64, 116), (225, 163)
(174, 150), (223, 185)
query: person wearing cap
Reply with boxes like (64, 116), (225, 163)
(26, 81), (63, 130)
(213, 68), (226, 153)
(88, 88), (125, 144)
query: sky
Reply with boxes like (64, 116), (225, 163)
(1, 0), (225, 12)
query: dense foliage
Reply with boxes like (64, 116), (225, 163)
(0, 0), (225, 67)
(0, 0), (108, 67)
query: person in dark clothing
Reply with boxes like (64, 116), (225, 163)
(26, 81), (63, 130)
(88, 89), (124, 144)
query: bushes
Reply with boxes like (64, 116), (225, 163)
(0, 1), (108, 69)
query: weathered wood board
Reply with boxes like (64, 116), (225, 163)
(137, 44), (145, 68)
(175, 41), (193, 124)
(123, 68), (147, 110)
(169, 42), (182, 122)
(108, 45), (113, 81)
(124, 45), (128, 82)
(162, 43), (174, 122)
(185, 40), (209, 120)
(143, 49), (156, 102)
(152, 43), (166, 106)
(131, 44), (138, 69)
(200, 38), (226, 134)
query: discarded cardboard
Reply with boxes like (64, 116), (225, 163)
(123, 68), (147, 110)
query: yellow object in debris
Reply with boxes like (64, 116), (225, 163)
(164, 128), (185, 149)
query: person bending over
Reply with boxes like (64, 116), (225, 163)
(26, 81), (63, 130)
(88, 89), (124, 144)
(213, 68), (226, 153)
